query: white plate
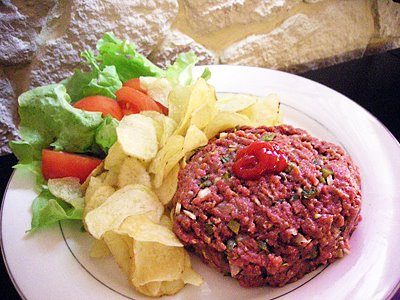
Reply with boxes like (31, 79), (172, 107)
(2, 65), (400, 300)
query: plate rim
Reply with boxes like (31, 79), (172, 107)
(1, 65), (399, 299)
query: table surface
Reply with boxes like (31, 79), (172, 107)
(1, 49), (399, 300)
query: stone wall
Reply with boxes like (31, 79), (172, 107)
(1, 0), (399, 154)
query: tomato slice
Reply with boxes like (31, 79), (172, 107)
(123, 78), (147, 93)
(116, 86), (164, 115)
(73, 96), (123, 120)
(42, 149), (102, 183)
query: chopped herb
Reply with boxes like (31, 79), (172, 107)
(199, 180), (212, 188)
(258, 240), (268, 251)
(321, 168), (334, 179)
(223, 171), (231, 179)
(221, 155), (231, 164)
(261, 132), (276, 141)
(228, 220), (240, 234)
(205, 223), (214, 236)
(318, 176), (326, 184)
(226, 239), (237, 250)
(302, 187), (319, 199)
(312, 159), (320, 165)
(200, 175), (209, 182)
(290, 194), (300, 201)
(284, 162), (296, 173)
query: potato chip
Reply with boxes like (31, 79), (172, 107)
(134, 281), (162, 297)
(216, 93), (257, 112)
(117, 157), (151, 189)
(158, 280), (185, 296)
(132, 240), (185, 285)
(182, 252), (203, 286)
(190, 103), (218, 130)
(81, 162), (104, 192)
(85, 184), (164, 239)
(83, 185), (115, 219)
(168, 84), (193, 125)
(240, 93), (281, 126)
(103, 170), (119, 187)
(183, 125), (208, 153)
(139, 77), (172, 108)
(117, 114), (158, 161)
(140, 111), (177, 147)
(117, 215), (182, 247)
(155, 164), (180, 205)
(159, 214), (173, 230)
(203, 111), (253, 139)
(47, 177), (84, 209)
(149, 135), (184, 188)
(174, 78), (216, 135)
(103, 231), (132, 276)
(89, 238), (110, 258)
(104, 142), (126, 171)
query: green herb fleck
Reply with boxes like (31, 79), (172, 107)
(221, 155), (231, 164)
(302, 187), (319, 199)
(258, 241), (268, 251)
(318, 176), (326, 184)
(199, 180), (212, 188)
(321, 168), (334, 179)
(223, 171), (231, 180)
(226, 239), (237, 250)
(284, 163), (296, 173)
(228, 220), (240, 234)
(261, 132), (276, 141)
(205, 223), (214, 236)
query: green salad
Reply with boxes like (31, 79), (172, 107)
(10, 32), (209, 232)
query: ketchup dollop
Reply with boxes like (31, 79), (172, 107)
(232, 141), (287, 180)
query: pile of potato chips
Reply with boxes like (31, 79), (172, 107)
(81, 78), (281, 297)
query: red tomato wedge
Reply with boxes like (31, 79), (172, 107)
(42, 149), (102, 183)
(116, 86), (164, 115)
(73, 96), (123, 120)
(123, 78), (147, 93)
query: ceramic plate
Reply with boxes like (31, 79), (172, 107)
(2, 66), (400, 300)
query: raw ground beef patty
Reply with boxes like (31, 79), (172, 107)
(172, 125), (361, 287)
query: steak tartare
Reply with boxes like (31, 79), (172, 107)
(172, 125), (361, 287)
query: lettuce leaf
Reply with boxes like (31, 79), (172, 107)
(63, 50), (122, 101)
(95, 115), (118, 153)
(9, 84), (103, 161)
(166, 51), (199, 86)
(30, 189), (82, 232)
(96, 32), (165, 82)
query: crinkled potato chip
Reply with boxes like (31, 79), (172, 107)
(149, 135), (184, 189)
(132, 240), (185, 285)
(117, 114), (158, 161)
(155, 164), (180, 205)
(216, 93), (257, 112)
(85, 184), (163, 239)
(183, 125), (208, 153)
(103, 231), (132, 276)
(168, 84), (193, 125)
(89, 238), (110, 258)
(174, 78), (216, 135)
(140, 111), (177, 147)
(116, 215), (182, 247)
(83, 184), (115, 219)
(204, 111), (253, 139)
(103, 170), (119, 187)
(47, 177), (84, 209)
(190, 103), (218, 130)
(240, 93), (281, 126)
(81, 161), (104, 192)
(104, 142), (126, 171)
(159, 214), (173, 230)
(182, 252), (203, 286)
(117, 157), (151, 189)
(139, 77), (171, 108)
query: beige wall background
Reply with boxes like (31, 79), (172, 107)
(1, 0), (399, 154)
